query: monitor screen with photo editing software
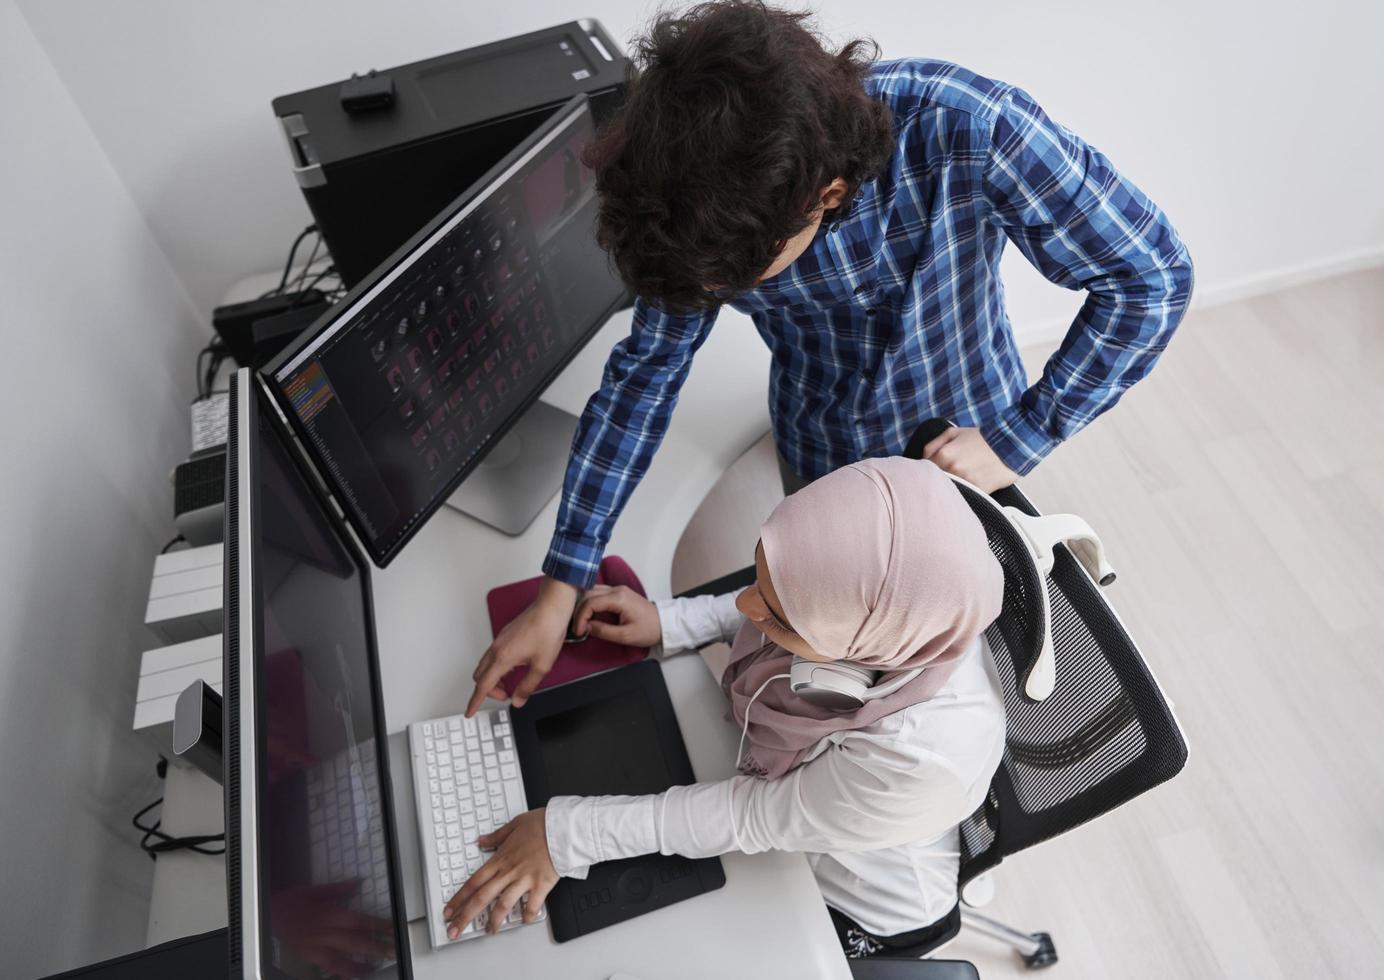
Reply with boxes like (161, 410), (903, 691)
(265, 95), (625, 565)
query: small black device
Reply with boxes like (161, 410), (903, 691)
(173, 447), (226, 545)
(263, 94), (627, 564)
(173, 680), (224, 786)
(340, 69), (395, 113)
(249, 297), (332, 367)
(272, 20), (628, 287)
(510, 660), (727, 942)
(212, 288), (327, 366)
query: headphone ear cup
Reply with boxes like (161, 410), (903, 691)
(789, 658), (875, 711)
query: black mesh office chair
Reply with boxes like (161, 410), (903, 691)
(676, 421), (1189, 973)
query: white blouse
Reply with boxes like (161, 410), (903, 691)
(543, 592), (1007, 937)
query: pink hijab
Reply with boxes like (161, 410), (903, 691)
(723, 457), (1004, 778)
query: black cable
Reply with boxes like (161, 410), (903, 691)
(289, 232), (323, 297)
(131, 756), (225, 860)
(133, 798), (225, 858)
(269, 224), (317, 297)
(160, 534), (186, 554)
(194, 346), (211, 400)
(197, 337), (230, 402)
(294, 264), (339, 302)
(192, 336), (231, 402)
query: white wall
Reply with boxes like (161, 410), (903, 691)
(0, 0), (206, 974)
(16, 0), (1384, 341)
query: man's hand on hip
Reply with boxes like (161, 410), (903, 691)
(466, 577), (579, 716)
(923, 426), (1020, 493)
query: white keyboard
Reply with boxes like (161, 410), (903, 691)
(409, 707), (545, 948)
(306, 747), (390, 919)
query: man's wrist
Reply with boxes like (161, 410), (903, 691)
(541, 544), (601, 591)
(536, 576), (580, 612)
(980, 402), (1059, 476)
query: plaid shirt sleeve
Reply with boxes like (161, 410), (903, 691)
(542, 299), (718, 588)
(978, 86), (1195, 475)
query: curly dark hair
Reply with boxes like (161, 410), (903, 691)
(583, 1), (895, 312)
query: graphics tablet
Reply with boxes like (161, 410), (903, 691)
(510, 660), (726, 941)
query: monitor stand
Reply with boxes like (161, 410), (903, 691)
(445, 399), (578, 535)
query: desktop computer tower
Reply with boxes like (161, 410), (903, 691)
(272, 20), (628, 287)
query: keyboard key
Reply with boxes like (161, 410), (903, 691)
(501, 764), (517, 779)
(498, 750), (515, 764)
(448, 717), (462, 732)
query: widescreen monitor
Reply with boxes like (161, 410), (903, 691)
(225, 369), (413, 979)
(264, 94), (626, 563)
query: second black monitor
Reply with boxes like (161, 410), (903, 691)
(265, 95), (624, 565)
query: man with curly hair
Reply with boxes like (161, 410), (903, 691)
(468, 2), (1191, 705)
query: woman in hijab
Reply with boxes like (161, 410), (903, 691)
(443, 456), (1007, 958)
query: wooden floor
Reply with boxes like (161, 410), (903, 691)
(670, 267), (1384, 978)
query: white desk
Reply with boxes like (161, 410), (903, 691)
(149, 274), (851, 978)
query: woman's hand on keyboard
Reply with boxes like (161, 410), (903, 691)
(572, 584), (662, 648)
(443, 807), (558, 939)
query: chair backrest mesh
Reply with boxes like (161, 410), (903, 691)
(955, 483), (1187, 885)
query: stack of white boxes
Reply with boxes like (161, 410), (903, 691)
(136, 543), (224, 749)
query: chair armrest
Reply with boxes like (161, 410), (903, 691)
(674, 564), (757, 600)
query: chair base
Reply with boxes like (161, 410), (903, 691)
(960, 909), (1059, 970)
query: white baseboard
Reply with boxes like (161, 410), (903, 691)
(1011, 243), (1384, 349)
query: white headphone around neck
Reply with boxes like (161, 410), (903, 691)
(788, 657), (922, 710)
(734, 657), (924, 771)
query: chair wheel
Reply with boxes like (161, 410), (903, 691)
(1021, 932), (1058, 969)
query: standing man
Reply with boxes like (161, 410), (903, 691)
(466, 0), (1192, 714)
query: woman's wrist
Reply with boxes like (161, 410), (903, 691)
(543, 794), (662, 876)
(543, 796), (593, 878)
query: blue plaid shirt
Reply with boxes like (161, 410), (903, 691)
(544, 59), (1193, 588)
